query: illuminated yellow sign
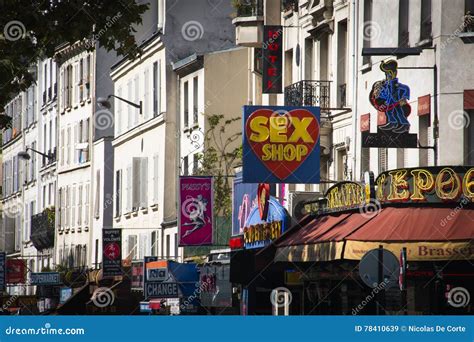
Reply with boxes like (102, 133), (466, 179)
(376, 166), (474, 203)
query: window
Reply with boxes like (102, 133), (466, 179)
(183, 156), (188, 176)
(193, 76), (198, 124)
(193, 154), (199, 175)
(166, 234), (170, 258)
(465, 110), (474, 164)
(115, 170), (122, 217)
(184, 81), (189, 127)
(60, 129), (65, 166)
(31, 141), (36, 181)
(128, 235), (138, 260)
(152, 154), (159, 204)
(362, 0), (373, 65)
(74, 62), (80, 105)
(85, 55), (91, 99)
(151, 230), (158, 256)
(43, 124), (47, 166)
(66, 64), (73, 108)
(420, 0), (432, 42)
(66, 186), (70, 228)
(67, 126), (71, 165)
(49, 59), (53, 100)
(79, 58), (84, 102)
(132, 157), (148, 209)
(24, 204), (29, 242)
(378, 148), (388, 173)
(398, 0), (409, 47)
(43, 63), (48, 104)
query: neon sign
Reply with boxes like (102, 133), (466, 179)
(376, 166), (474, 204)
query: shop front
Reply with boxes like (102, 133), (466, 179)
(234, 166), (474, 315)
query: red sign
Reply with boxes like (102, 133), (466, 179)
(6, 259), (26, 284)
(360, 113), (370, 132)
(245, 108), (320, 180)
(257, 183), (270, 220)
(104, 242), (120, 260)
(418, 94), (431, 116)
(262, 26), (283, 93)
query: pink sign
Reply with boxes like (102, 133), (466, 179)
(179, 176), (214, 246)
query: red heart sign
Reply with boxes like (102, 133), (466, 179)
(245, 108), (320, 180)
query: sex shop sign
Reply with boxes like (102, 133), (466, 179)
(242, 106), (321, 184)
(179, 176), (214, 246)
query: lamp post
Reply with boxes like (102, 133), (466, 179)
(361, 47), (438, 166)
(18, 147), (54, 161)
(97, 95), (142, 115)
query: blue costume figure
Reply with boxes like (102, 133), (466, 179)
(370, 60), (411, 134)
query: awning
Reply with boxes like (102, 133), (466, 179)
(275, 207), (474, 262)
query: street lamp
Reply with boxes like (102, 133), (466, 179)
(18, 147), (54, 161)
(97, 95), (142, 115)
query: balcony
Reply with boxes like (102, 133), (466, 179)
(232, 0), (264, 47)
(284, 80), (331, 110)
(31, 208), (55, 251)
(456, 14), (474, 44)
(41, 147), (57, 167)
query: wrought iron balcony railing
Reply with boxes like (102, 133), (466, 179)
(235, 0), (263, 17)
(284, 80), (331, 109)
(31, 209), (55, 251)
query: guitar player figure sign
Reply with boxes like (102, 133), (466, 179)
(362, 59), (418, 148)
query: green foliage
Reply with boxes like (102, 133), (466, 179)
(193, 114), (242, 218)
(0, 0), (149, 111)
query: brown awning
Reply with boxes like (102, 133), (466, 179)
(275, 207), (474, 262)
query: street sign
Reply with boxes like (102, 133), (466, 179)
(144, 282), (180, 299)
(30, 272), (61, 285)
(359, 248), (400, 289)
(103, 229), (122, 277)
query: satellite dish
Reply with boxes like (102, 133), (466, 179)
(359, 248), (400, 289)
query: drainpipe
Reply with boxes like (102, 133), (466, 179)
(173, 72), (180, 260)
(350, 0), (359, 180)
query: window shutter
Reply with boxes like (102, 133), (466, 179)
(71, 186), (76, 228)
(144, 69), (149, 119)
(60, 68), (64, 112)
(140, 157), (148, 208)
(115, 170), (122, 216)
(75, 63), (80, 105)
(85, 183), (90, 226)
(78, 185), (83, 227)
(95, 170), (100, 219)
(132, 158), (140, 210)
(126, 165), (132, 212)
(117, 87), (122, 135)
(153, 154), (159, 203)
(157, 60), (161, 116)
(134, 75), (139, 124)
(127, 81), (132, 129)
